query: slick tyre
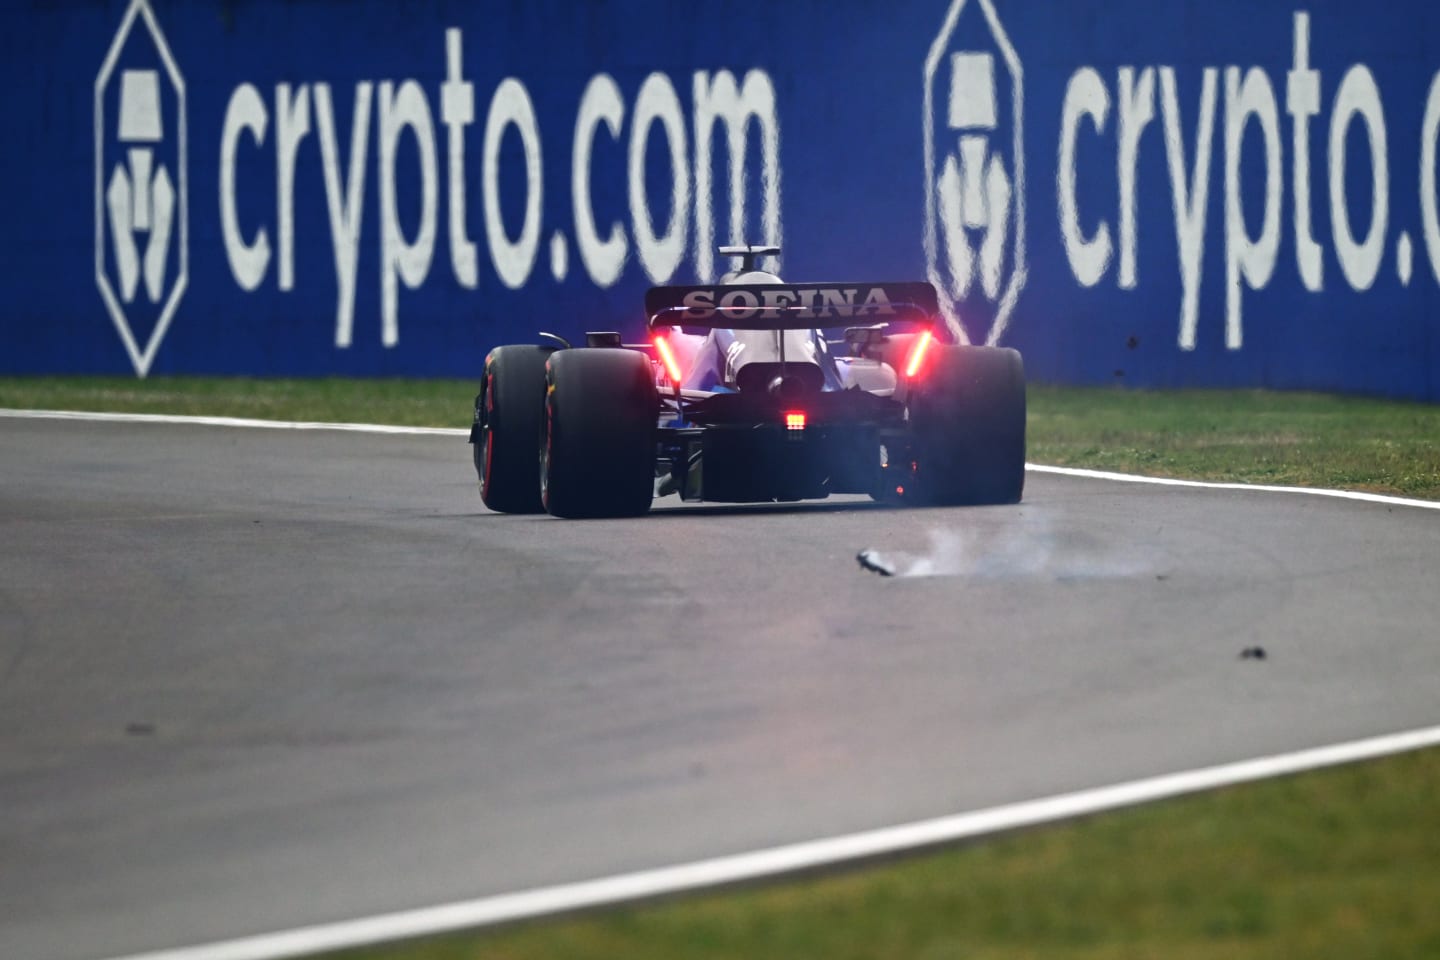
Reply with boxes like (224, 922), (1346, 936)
(541, 349), (658, 519)
(476, 345), (550, 514)
(905, 345), (1026, 506)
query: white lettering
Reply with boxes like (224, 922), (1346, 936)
(1421, 72), (1440, 285)
(760, 289), (797, 318)
(275, 83), (309, 292)
(441, 29), (478, 289)
(1059, 67), (1112, 288)
(378, 80), (438, 348)
(483, 78), (543, 289)
(573, 74), (628, 287)
(1287, 12), (1324, 291)
(693, 70), (781, 280)
(859, 287), (895, 316)
(629, 73), (689, 283)
(1224, 67), (1282, 351)
(1117, 67), (1156, 290)
(682, 288), (715, 317)
(313, 82), (372, 348)
(1160, 68), (1219, 351)
(215, 55), (792, 323)
(819, 289), (857, 317)
(220, 83), (270, 292)
(1329, 66), (1388, 292)
(719, 289), (759, 320)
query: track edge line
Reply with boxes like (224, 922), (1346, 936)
(101, 723), (1440, 960)
(0, 408), (468, 437)
(4, 409), (1435, 510)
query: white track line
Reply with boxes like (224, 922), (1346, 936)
(5, 408), (1437, 511)
(105, 724), (1440, 960)
(8, 407), (1437, 957)
(0, 408), (467, 437)
(1029, 463), (1440, 511)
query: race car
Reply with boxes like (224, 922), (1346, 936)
(470, 245), (1025, 519)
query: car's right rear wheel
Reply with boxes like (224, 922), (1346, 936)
(903, 345), (1026, 505)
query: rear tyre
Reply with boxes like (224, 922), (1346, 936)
(475, 345), (550, 514)
(541, 349), (658, 519)
(905, 345), (1026, 506)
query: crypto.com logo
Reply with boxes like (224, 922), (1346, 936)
(95, 0), (187, 378)
(923, 0), (1025, 346)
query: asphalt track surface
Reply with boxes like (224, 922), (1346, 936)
(3, 417), (1439, 960)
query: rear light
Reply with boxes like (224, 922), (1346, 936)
(904, 330), (935, 378)
(654, 334), (684, 385)
(785, 411), (806, 430)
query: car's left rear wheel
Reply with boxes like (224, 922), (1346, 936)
(541, 349), (658, 519)
(475, 344), (551, 514)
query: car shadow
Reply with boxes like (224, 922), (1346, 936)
(645, 499), (893, 519)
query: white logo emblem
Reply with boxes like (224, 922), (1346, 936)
(95, 0), (187, 378)
(923, 0), (1025, 346)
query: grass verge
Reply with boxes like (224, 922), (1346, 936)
(335, 747), (1440, 960)
(4, 378), (1440, 497)
(0, 376), (477, 428)
(5, 376), (1439, 956)
(1026, 385), (1440, 499)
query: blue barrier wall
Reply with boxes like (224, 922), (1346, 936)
(3, 0), (1438, 399)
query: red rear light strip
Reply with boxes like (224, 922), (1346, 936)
(904, 330), (935, 378)
(654, 335), (684, 385)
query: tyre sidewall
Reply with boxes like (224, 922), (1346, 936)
(478, 345), (551, 514)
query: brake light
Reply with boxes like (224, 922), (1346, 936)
(904, 330), (935, 378)
(654, 334), (684, 385)
(785, 411), (806, 430)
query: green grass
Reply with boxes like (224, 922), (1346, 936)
(321, 748), (1440, 960)
(5, 377), (1439, 498)
(0, 376), (477, 428)
(6, 376), (1440, 956)
(1026, 386), (1440, 500)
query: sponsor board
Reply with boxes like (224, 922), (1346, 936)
(1, 0), (1437, 399)
(94, 0), (187, 378)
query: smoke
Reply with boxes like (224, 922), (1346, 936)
(859, 513), (1155, 580)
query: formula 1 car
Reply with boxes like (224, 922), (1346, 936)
(470, 245), (1025, 518)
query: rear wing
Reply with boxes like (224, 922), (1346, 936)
(645, 282), (941, 331)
